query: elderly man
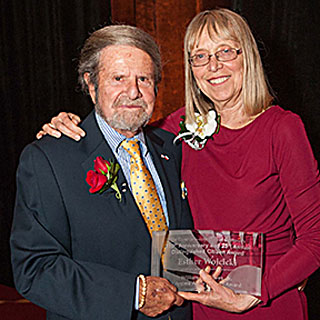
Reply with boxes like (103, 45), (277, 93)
(10, 25), (193, 320)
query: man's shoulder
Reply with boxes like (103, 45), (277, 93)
(29, 130), (82, 157)
(144, 124), (176, 140)
(21, 111), (98, 160)
(144, 125), (182, 165)
(144, 125), (178, 149)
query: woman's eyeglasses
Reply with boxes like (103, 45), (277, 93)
(189, 48), (242, 67)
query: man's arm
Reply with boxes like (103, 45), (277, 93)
(11, 143), (182, 319)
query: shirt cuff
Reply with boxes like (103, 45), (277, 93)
(134, 276), (140, 310)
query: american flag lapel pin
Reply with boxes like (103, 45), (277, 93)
(161, 154), (170, 160)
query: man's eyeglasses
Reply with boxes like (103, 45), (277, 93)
(189, 48), (242, 67)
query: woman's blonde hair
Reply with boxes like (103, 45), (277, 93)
(184, 8), (273, 123)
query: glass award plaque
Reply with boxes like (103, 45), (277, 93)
(151, 230), (263, 296)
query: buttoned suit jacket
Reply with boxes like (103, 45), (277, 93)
(10, 111), (193, 320)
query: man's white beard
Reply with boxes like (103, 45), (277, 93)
(95, 102), (152, 133)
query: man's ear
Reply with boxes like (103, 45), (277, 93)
(84, 72), (96, 104)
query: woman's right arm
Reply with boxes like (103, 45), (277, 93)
(37, 107), (185, 140)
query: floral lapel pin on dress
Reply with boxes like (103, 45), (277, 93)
(173, 109), (220, 150)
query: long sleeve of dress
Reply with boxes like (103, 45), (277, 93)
(262, 112), (320, 302)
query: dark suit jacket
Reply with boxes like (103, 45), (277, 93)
(10, 112), (193, 320)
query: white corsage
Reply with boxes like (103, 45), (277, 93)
(173, 110), (220, 150)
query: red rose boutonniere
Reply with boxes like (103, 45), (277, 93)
(86, 156), (121, 201)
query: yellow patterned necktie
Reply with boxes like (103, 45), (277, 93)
(121, 139), (168, 236)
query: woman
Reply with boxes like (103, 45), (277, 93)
(38, 8), (320, 319)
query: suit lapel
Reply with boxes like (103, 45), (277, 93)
(145, 128), (181, 230)
(80, 112), (151, 256)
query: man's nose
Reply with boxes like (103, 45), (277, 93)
(126, 78), (142, 99)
